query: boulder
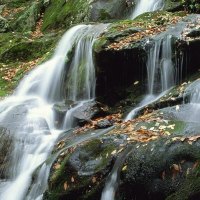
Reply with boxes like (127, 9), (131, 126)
(10, 1), (43, 32)
(42, 0), (135, 31)
(72, 101), (109, 126)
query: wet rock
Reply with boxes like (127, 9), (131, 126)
(72, 101), (108, 126)
(53, 102), (69, 120)
(46, 135), (127, 200)
(187, 28), (200, 38)
(119, 137), (200, 200)
(94, 13), (200, 105)
(95, 119), (113, 129)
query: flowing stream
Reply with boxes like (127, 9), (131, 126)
(131, 0), (164, 19)
(0, 23), (108, 200)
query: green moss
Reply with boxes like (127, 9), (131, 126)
(47, 138), (116, 199)
(42, 0), (90, 31)
(0, 36), (56, 63)
(0, 0), (32, 8)
(10, 1), (42, 32)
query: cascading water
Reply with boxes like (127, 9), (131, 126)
(125, 34), (174, 120)
(125, 15), (198, 121)
(101, 146), (133, 200)
(63, 24), (108, 128)
(0, 23), (108, 200)
(131, 0), (164, 19)
(176, 80), (200, 123)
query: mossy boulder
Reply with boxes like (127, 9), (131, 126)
(119, 137), (200, 200)
(45, 134), (127, 200)
(42, 0), (135, 31)
(0, 33), (57, 63)
(10, 1), (43, 32)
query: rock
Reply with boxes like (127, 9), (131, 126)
(0, 16), (8, 32)
(94, 13), (200, 105)
(187, 28), (200, 38)
(0, 35), (56, 63)
(89, 0), (135, 21)
(72, 101), (108, 126)
(42, 0), (135, 31)
(164, 0), (184, 12)
(46, 135), (127, 199)
(95, 119), (113, 129)
(119, 137), (200, 200)
(10, 1), (43, 32)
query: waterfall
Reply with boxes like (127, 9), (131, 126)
(125, 35), (174, 120)
(131, 0), (164, 19)
(0, 23), (108, 200)
(101, 146), (133, 200)
(125, 15), (197, 121)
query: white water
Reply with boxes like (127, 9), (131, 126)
(101, 147), (133, 200)
(131, 0), (164, 19)
(0, 23), (108, 200)
(125, 35), (174, 121)
(176, 80), (200, 123)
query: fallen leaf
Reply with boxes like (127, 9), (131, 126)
(122, 165), (127, 171)
(64, 181), (68, 191)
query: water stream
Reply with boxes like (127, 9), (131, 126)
(0, 23), (108, 200)
(131, 0), (164, 19)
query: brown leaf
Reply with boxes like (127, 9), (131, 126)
(92, 177), (97, 183)
(54, 163), (61, 170)
(63, 181), (68, 191)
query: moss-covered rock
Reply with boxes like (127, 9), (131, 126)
(10, 1), (43, 32)
(42, 0), (135, 31)
(45, 134), (127, 200)
(119, 138), (200, 200)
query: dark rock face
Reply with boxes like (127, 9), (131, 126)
(95, 46), (147, 105)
